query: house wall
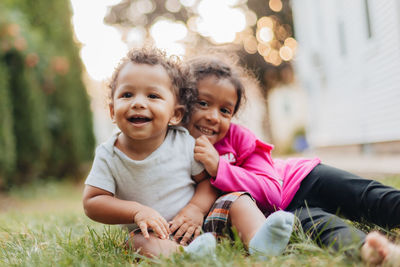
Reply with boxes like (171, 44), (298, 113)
(291, 0), (400, 149)
(267, 84), (308, 153)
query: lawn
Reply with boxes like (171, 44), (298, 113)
(1, 176), (399, 266)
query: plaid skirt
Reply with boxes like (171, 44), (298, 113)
(203, 191), (251, 237)
(125, 192), (251, 245)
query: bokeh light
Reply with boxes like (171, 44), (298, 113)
(269, 0), (282, 12)
(196, 0), (246, 44)
(279, 46), (293, 61)
(150, 18), (188, 56)
(257, 16), (274, 29)
(284, 37), (298, 52)
(245, 10), (258, 27)
(258, 43), (271, 56)
(70, 0), (297, 80)
(180, 0), (196, 7)
(70, 0), (127, 81)
(186, 16), (198, 31)
(257, 27), (274, 43)
(134, 0), (155, 14)
(266, 49), (282, 66)
(125, 26), (146, 47)
(244, 36), (258, 54)
(165, 0), (181, 13)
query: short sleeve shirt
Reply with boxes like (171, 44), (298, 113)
(85, 126), (204, 231)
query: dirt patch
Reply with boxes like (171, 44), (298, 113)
(0, 194), (21, 212)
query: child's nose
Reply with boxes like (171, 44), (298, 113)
(206, 108), (220, 123)
(130, 95), (146, 109)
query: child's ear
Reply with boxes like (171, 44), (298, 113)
(109, 103), (116, 123)
(169, 105), (185, 125)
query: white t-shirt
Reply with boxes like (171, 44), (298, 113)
(85, 126), (204, 231)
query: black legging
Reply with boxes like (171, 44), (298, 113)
(286, 164), (400, 250)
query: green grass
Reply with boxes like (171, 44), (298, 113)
(1, 176), (399, 266)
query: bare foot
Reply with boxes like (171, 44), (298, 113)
(361, 231), (400, 267)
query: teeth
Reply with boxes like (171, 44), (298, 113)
(198, 126), (214, 135)
(128, 116), (150, 122)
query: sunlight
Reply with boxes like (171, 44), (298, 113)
(279, 45), (293, 61)
(70, 0), (127, 81)
(69, 0), (253, 79)
(125, 26), (146, 47)
(150, 19), (188, 56)
(165, 0), (182, 13)
(269, 0), (283, 12)
(180, 0), (196, 7)
(258, 26), (274, 43)
(79, 27), (127, 81)
(196, 0), (246, 44)
(133, 0), (155, 14)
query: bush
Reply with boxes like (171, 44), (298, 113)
(0, 62), (16, 188)
(4, 50), (50, 183)
(0, 0), (95, 189)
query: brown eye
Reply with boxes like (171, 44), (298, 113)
(148, 94), (160, 99)
(221, 108), (232, 115)
(197, 100), (208, 107)
(122, 92), (132, 98)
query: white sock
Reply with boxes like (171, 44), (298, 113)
(183, 232), (216, 258)
(248, 210), (295, 259)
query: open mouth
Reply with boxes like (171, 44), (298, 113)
(128, 115), (151, 123)
(196, 126), (216, 136)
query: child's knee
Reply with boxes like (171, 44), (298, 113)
(126, 232), (179, 258)
(126, 232), (160, 257)
(234, 194), (253, 204)
(231, 194), (254, 213)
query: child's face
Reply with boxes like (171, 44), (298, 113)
(110, 62), (182, 143)
(186, 76), (237, 145)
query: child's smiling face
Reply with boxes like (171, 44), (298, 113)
(110, 62), (182, 144)
(186, 76), (238, 144)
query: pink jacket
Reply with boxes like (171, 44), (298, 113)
(212, 123), (320, 214)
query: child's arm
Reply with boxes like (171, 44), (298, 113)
(83, 185), (170, 239)
(194, 135), (282, 211)
(194, 135), (220, 176)
(169, 172), (218, 245)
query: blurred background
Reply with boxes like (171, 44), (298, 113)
(1, 0), (400, 191)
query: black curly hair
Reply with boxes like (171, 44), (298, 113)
(186, 55), (248, 115)
(108, 47), (197, 124)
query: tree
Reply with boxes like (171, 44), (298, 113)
(104, 0), (296, 92)
(0, 0), (95, 189)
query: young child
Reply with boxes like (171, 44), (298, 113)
(184, 55), (400, 266)
(82, 47), (294, 259)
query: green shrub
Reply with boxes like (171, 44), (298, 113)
(0, 0), (95, 189)
(4, 50), (50, 184)
(0, 62), (16, 188)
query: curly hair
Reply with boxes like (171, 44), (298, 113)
(108, 47), (197, 124)
(186, 54), (250, 115)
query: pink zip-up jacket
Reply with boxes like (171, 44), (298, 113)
(212, 123), (320, 214)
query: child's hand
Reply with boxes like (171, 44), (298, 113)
(134, 205), (170, 239)
(194, 135), (219, 177)
(169, 203), (204, 245)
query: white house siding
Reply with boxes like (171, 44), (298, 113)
(291, 0), (400, 148)
(267, 84), (308, 153)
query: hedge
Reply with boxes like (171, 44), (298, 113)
(0, 0), (95, 189)
(0, 62), (16, 187)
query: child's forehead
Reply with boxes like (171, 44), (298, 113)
(116, 62), (174, 88)
(115, 62), (178, 94)
(198, 75), (234, 88)
(119, 62), (170, 78)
